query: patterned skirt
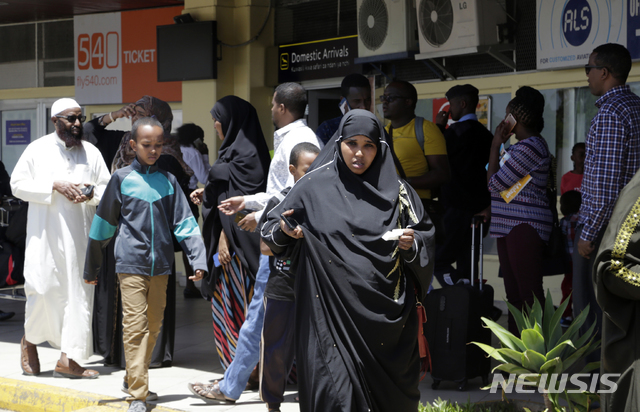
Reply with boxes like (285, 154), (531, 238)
(211, 254), (255, 369)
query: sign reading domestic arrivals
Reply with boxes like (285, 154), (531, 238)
(74, 6), (183, 104)
(536, 0), (640, 70)
(278, 35), (361, 83)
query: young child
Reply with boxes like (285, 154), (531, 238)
(259, 142), (319, 412)
(559, 190), (582, 325)
(84, 117), (207, 412)
(187, 142), (319, 410)
(560, 142), (585, 194)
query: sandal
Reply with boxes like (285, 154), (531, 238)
(267, 402), (281, 411)
(187, 382), (235, 404)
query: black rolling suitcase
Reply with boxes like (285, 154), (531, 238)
(425, 217), (493, 391)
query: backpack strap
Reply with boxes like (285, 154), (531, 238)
(414, 116), (425, 153)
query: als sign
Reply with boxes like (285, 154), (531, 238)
(74, 6), (182, 104)
(536, 0), (631, 70)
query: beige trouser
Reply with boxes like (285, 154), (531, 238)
(119, 273), (169, 401)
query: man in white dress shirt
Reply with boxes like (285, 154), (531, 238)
(187, 83), (320, 404)
(11, 98), (110, 379)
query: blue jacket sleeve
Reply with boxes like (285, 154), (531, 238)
(83, 173), (122, 282)
(170, 174), (208, 273)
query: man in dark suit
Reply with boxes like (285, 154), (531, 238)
(434, 84), (493, 287)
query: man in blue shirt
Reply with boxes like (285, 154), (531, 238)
(577, 43), (640, 373)
(315, 73), (371, 146)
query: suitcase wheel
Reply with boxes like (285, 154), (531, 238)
(431, 379), (441, 390)
(457, 379), (467, 391)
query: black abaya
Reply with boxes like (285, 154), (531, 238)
(262, 110), (434, 412)
(201, 96), (271, 292)
(594, 169), (640, 411)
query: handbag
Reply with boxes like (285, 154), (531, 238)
(543, 155), (569, 275)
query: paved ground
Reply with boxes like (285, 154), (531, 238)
(0, 282), (548, 411)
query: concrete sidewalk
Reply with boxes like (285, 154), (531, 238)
(0, 284), (547, 411)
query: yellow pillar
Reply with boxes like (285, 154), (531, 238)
(182, 0), (275, 154)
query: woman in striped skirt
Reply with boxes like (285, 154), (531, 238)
(192, 96), (270, 368)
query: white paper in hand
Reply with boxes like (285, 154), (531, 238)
(382, 228), (404, 241)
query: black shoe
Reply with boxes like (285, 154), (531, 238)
(490, 306), (503, 321)
(183, 288), (202, 299)
(0, 310), (15, 321)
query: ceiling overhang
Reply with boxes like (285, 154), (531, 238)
(0, 0), (184, 25)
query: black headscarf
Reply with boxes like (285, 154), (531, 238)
(263, 109), (434, 412)
(201, 96), (271, 289)
(309, 109), (406, 178)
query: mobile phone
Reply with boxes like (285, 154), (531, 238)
(213, 253), (221, 267)
(504, 113), (517, 133)
(280, 213), (298, 231)
(339, 97), (350, 115)
(234, 210), (250, 224)
(81, 185), (94, 197)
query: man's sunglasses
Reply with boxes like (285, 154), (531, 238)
(584, 64), (607, 75)
(379, 94), (409, 103)
(55, 114), (86, 123)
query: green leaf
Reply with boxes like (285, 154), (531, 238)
(547, 293), (571, 348)
(481, 317), (526, 351)
(558, 305), (591, 348)
(580, 361), (601, 374)
(542, 290), (556, 341)
(539, 357), (560, 374)
(495, 348), (525, 366)
(506, 300), (527, 333)
(543, 359), (567, 392)
(530, 297), (544, 329)
(574, 320), (597, 349)
(561, 391), (600, 412)
(534, 321), (544, 337)
(493, 363), (533, 376)
(521, 349), (547, 372)
(545, 339), (576, 361)
(563, 335), (599, 371)
(522, 328), (546, 354)
(471, 341), (509, 363)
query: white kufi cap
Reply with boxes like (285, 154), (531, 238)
(51, 98), (81, 116)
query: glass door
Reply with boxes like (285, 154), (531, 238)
(1, 109), (38, 174)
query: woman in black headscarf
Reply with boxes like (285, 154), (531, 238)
(192, 96), (271, 369)
(261, 109), (434, 412)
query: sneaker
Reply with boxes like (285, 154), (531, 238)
(127, 400), (146, 412)
(122, 380), (158, 401)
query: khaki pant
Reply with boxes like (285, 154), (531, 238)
(119, 273), (169, 401)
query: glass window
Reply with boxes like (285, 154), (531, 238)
(0, 20), (73, 89)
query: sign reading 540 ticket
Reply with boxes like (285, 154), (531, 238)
(536, 0), (627, 70)
(74, 6), (183, 104)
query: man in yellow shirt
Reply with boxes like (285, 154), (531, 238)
(382, 80), (450, 240)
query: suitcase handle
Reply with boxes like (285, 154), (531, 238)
(471, 216), (484, 291)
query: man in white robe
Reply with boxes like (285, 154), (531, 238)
(11, 98), (110, 379)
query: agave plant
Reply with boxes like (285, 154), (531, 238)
(472, 290), (600, 412)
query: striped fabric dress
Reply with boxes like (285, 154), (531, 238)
(488, 135), (553, 242)
(211, 255), (255, 369)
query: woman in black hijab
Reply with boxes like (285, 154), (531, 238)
(192, 96), (270, 369)
(261, 109), (434, 412)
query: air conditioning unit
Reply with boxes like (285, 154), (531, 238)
(356, 0), (418, 60)
(416, 0), (506, 58)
